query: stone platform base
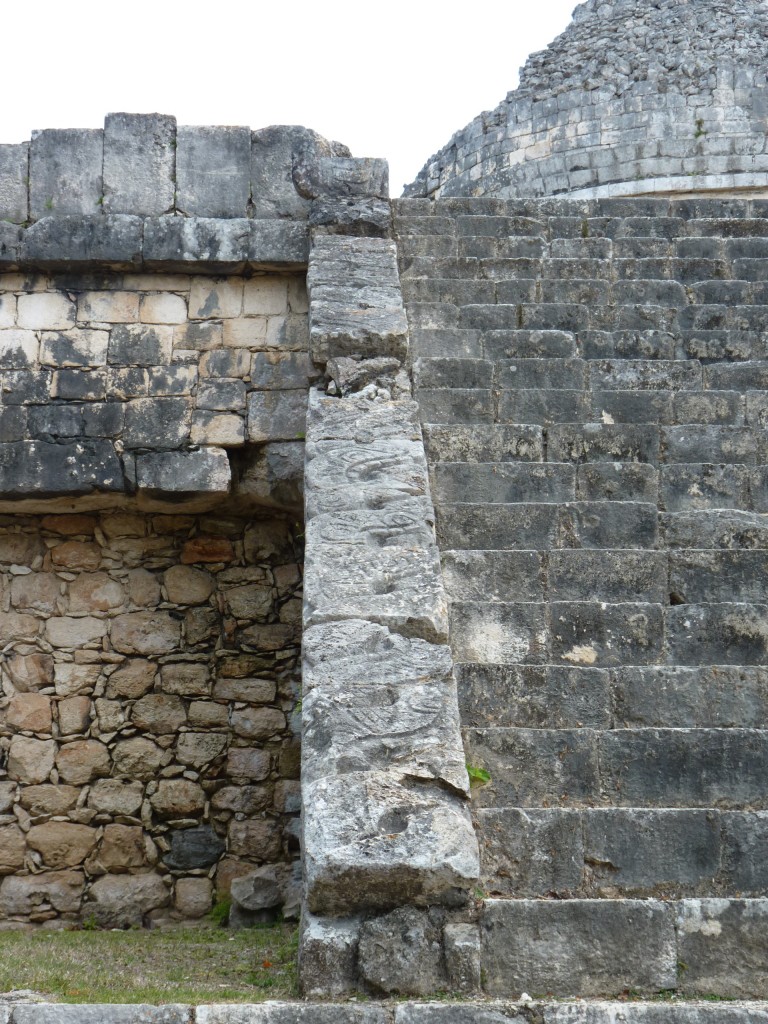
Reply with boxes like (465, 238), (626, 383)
(3, 1003), (768, 1023)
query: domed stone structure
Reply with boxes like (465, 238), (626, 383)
(405, 0), (768, 199)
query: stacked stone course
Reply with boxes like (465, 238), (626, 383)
(0, 508), (303, 926)
(405, 0), (768, 202)
(393, 192), (768, 1000)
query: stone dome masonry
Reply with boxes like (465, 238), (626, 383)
(405, 0), (768, 200)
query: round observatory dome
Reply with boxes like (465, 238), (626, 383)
(405, 0), (768, 200)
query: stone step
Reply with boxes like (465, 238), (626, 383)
(476, 806), (765, 898)
(464, 727), (768, 809)
(478, 897), (768, 1000)
(423, 423), (544, 462)
(456, 663), (768, 730)
(436, 501), (658, 550)
(396, 1001), (768, 1023)
(432, 462), (577, 504)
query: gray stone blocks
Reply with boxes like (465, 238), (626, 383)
(308, 237), (408, 364)
(176, 126), (251, 218)
(0, 143), (29, 224)
(103, 113), (176, 216)
(29, 129), (103, 220)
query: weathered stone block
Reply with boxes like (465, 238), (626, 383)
(304, 498), (448, 643)
(247, 390), (307, 442)
(143, 216), (250, 269)
(477, 808), (584, 895)
(0, 870), (84, 916)
(305, 438), (428, 518)
(29, 128), (103, 219)
(135, 448), (231, 496)
(302, 619), (466, 790)
(358, 907), (446, 996)
(21, 215), (143, 266)
(307, 388), (422, 443)
(176, 125), (251, 218)
(677, 899), (768, 998)
(299, 911), (362, 998)
(481, 899), (676, 997)
(303, 769), (478, 914)
(0, 142), (28, 223)
(308, 236), (409, 363)
(0, 439), (124, 497)
(103, 112), (176, 215)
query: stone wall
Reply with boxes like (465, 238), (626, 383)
(0, 268), (312, 925)
(0, 508), (302, 927)
(0, 271), (311, 506)
(405, 0), (768, 202)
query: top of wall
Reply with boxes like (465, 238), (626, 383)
(404, 0), (768, 201)
(0, 114), (390, 271)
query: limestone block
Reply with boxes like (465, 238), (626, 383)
(299, 911), (362, 998)
(233, 442), (304, 511)
(480, 899), (677, 997)
(11, 572), (62, 614)
(7, 736), (55, 784)
(143, 216), (250, 269)
(17, 291), (75, 330)
(87, 779), (144, 816)
(111, 611), (181, 655)
(197, 1005), (388, 1024)
(46, 615), (107, 648)
(0, 611), (38, 644)
(304, 438), (428, 519)
(103, 112), (176, 215)
(213, 678), (275, 703)
(160, 662), (209, 697)
(0, 142), (29, 223)
(250, 352), (315, 391)
(111, 736), (165, 781)
(0, 222), (20, 264)
(19, 785), (78, 817)
(140, 292), (187, 324)
(176, 125), (251, 218)
(230, 706), (286, 741)
(250, 125), (315, 220)
(127, 568), (162, 608)
(191, 411), (246, 447)
(149, 779), (206, 819)
(306, 388), (422, 443)
(5, 692), (52, 733)
(677, 899), (768, 998)
(243, 277), (288, 316)
(248, 219), (310, 264)
(123, 396), (191, 449)
(27, 821), (98, 869)
(175, 732), (228, 768)
(0, 870), (84, 916)
(443, 922), (482, 994)
(196, 379), (247, 411)
(358, 906), (446, 996)
(40, 328), (109, 368)
(299, 156), (389, 201)
(0, 825), (26, 875)
(302, 620), (467, 790)
(29, 128), (103, 219)
(308, 236), (409, 363)
(303, 498), (449, 644)
(0, 329), (39, 369)
(21, 215), (143, 266)
(55, 739), (110, 786)
(0, 440), (125, 497)
(106, 658), (156, 698)
(131, 693), (186, 734)
(303, 769), (479, 914)
(135, 448), (231, 496)
(247, 390), (307, 442)
(175, 876), (212, 918)
(310, 197), (392, 238)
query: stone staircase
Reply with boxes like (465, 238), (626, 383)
(393, 195), (768, 1000)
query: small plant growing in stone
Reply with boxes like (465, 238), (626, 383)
(466, 763), (491, 786)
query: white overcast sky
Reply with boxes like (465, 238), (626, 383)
(2, 0), (577, 196)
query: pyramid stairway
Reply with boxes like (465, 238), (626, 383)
(393, 195), (768, 1000)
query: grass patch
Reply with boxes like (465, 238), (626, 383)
(0, 923), (299, 1004)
